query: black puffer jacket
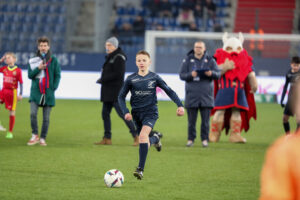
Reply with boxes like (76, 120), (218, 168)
(98, 47), (127, 102)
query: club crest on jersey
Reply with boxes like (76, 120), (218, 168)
(13, 71), (17, 75)
(148, 80), (155, 89)
(190, 59), (195, 62)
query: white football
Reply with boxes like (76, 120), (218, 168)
(104, 169), (124, 188)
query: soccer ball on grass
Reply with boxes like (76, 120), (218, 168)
(104, 169), (124, 188)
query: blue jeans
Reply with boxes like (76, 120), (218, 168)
(30, 102), (52, 139)
(102, 101), (137, 139)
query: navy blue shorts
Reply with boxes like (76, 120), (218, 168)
(132, 109), (158, 134)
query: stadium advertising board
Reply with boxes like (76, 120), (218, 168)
(18, 71), (285, 103)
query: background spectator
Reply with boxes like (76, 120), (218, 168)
(146, 0), (160, 17)
(158, 0), (173, 18)
(194, 4), (203, 18)
(189, 23), (199, 31)
(204, 0), (216, 19)
(133, 15), (146, 35)
(177, 6), (195, 29)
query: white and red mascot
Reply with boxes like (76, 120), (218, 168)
(209, 32), (257, 143)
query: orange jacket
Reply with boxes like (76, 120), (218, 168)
(260, 132), (300, 200)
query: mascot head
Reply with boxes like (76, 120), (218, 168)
(222, 32), (244, 53)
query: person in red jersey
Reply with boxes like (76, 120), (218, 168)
(0, 52), (23, 139)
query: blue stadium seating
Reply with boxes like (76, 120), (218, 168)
(113, 0), (229, 54)
(0, 0), (66, 52)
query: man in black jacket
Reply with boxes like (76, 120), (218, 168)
(179, 41), (220, 147)
(95, 37), (139, 146)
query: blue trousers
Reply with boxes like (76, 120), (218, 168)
(187, 107), (211, 141)
(102, 101), (137, 139)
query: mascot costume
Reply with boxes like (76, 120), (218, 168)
(209, 32), (257, 143)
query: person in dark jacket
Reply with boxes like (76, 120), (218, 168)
(179, 41), (220, 147)
(280, 56), (300, 134)
(94, 37), (139, 146)
(27, 36), (61, 146)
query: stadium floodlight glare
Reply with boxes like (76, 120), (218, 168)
(145, 30), (300, 73)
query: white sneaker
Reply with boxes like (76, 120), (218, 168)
(39, 138), (47, 146)
(27, 134), (39, 146)
(202, 140), (209, 148)
(0, 124), (6, 131)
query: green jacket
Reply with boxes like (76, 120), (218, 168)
(28, 55), (61, 106)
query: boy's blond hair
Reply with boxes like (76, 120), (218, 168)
(136, 50), (150, 58)
(5, 52), (17, 62)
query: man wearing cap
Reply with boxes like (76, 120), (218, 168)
(95, 37), (139, 146)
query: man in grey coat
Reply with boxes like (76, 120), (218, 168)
(179, 41), (220, 147)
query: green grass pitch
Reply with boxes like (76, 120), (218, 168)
(0, 99), (293, 200)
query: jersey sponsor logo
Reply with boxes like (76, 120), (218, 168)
(148, 80), (156, 89)
(4, 76), (14, 84)
(132, 78), (140, 82)
(135, 91), (152, 95)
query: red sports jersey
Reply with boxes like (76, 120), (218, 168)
(0, 66), (23, 89)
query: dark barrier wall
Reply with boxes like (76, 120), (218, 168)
(0, 51), (289, 76)
(0, 51), (138, 72)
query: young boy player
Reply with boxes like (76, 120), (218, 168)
(0, 52), (23, 139)
(280, 56), (300, 134)
(118, 50), (184, 180)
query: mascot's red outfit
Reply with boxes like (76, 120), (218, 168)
(212, 48), (256, 134)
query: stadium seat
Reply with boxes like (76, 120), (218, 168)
(56, 5), (66, 14)
(116, 7), (126, 15)
(0, 4), (9, 12)
(1, 43), (10, 51)
(42, 15), (52, 23)
(215, 0), (229, 8)
(3, 14), (13, 23)
(126, 7), (136, 15)
(137, 8), (147, 16)
(0, 14), (4, 23)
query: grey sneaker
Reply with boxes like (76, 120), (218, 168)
(133, 167), (143, 180)
(153, 132), (163, 152)
(186, 140), (194, 147)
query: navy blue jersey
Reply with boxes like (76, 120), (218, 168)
(118, 71), (183, 115)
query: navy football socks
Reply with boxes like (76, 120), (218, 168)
(283, 122), (290, 134)
(138, 143), (148, 170)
